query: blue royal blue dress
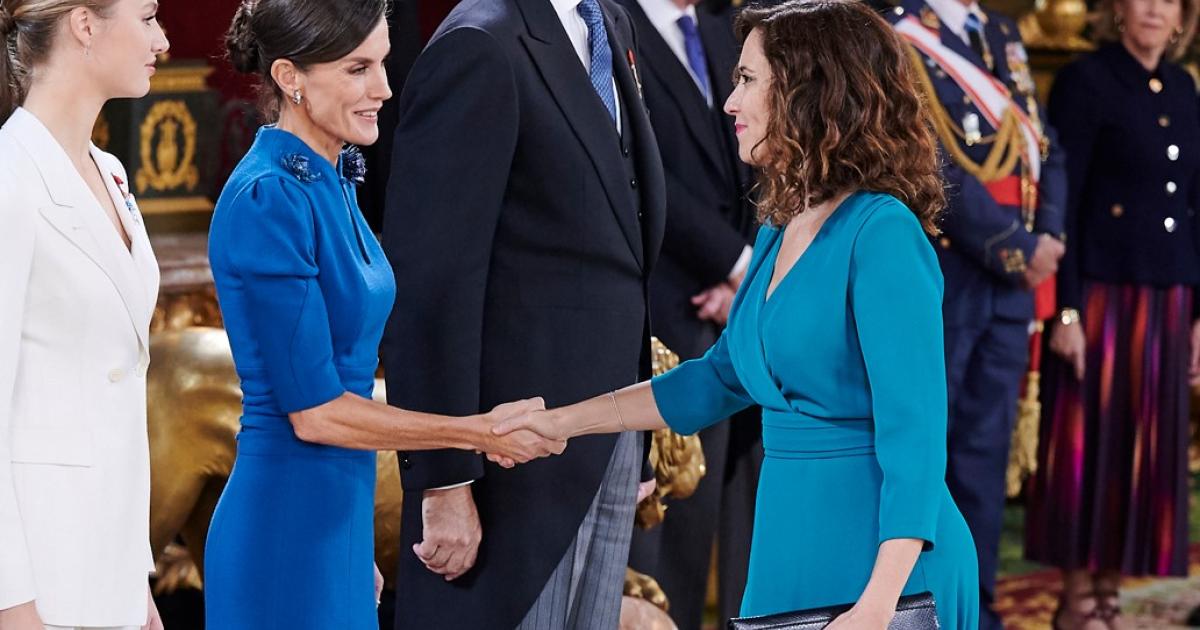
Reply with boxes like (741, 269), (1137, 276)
(205, 127), (395, 629)
(651, 192), (979, 629)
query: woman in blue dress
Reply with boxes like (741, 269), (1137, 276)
(205, 1), (562, 627)
(495, 1), (979, 628)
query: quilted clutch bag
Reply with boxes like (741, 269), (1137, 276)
(728, 592), (939, 630)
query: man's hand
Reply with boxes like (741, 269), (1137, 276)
(1023, 233), (1065, 288)
(691, 283), (736, 325)
(636, 479), (657, 503)
(414, 485), (482, 581)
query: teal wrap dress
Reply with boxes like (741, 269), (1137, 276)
(651, 192), (979, 629)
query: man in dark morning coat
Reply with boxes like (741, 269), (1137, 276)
(381, 0), (666, 627)
(615, 0), (761, 627)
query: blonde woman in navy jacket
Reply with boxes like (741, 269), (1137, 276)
(1025, 0), (1200, 624)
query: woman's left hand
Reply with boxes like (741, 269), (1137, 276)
(374, 562), (385, 606)
(1189, 319), (1200, 387)
(143, 586), (164, 630)
(825, 602), (893, 630)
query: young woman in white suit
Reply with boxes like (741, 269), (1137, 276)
(0, 1), (169, 629)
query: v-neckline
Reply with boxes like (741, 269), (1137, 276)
(762, 192), (857, 305)
(92, 152), (136, 255)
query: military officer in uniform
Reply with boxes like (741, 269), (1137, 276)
(886, 1), (1067, 627)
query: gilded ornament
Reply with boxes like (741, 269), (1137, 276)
(1110, 203), (1124, 217)
(999, 248), (1027, 273)
(135, 99), (201, 194)
(1017, 0), (1092, 51)
(1149, 77), (1164, 93)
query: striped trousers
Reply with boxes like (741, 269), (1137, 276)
(516, 431), (641, 630)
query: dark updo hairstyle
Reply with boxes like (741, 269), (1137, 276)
(225, 0), (389, 120)
(737, 0), (944, 234)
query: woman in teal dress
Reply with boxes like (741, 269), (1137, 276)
(493, 1), (979, 627)
(205, 1), (561, 627)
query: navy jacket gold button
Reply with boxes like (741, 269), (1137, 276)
(1048, 43), (1200, 313)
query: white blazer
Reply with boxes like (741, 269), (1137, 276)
(0, 108), (159, 626)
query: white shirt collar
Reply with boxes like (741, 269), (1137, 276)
(924, 0), (985, 43)
(550, 0), (582, 19)
(638, 0), (698, 35)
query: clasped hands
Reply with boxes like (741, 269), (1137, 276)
(474, 398), (566, 468)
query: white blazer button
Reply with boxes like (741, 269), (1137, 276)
(108, 368), (125, 383)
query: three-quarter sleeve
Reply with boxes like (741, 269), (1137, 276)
(850, 203), (947, 549)
(223, 177), (346, 413)
(0, 179), (37, 608)
(651, 331), (754, 436)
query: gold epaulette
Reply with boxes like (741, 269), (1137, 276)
(904, 44), (1025, 184)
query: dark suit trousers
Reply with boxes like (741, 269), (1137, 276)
(944, 317), (1028, 630)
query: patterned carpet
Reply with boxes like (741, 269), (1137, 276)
(996, 548), (1200, 628)
(996, 487), (1200, 629)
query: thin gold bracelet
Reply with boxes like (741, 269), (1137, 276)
(608, 391), (629, 432)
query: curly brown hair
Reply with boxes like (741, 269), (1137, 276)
(737, 0), (944, 233)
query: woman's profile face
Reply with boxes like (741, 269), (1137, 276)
(297, 18), (392, 147)
(724, 28), (772, 167)
(90, 0), (170, 99)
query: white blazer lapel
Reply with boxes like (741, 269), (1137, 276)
(94, 148), (160, 338)
(9, 109), (154, 352)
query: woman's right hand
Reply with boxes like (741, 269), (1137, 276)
(477, 398), (566, 466)
(0, 601), (44, 630)
(1049, 319), (1086, 380)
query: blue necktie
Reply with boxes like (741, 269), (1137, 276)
(963, 13), (992, 71)
(676, 14), (712, 104)
(577, 0), (618, 125)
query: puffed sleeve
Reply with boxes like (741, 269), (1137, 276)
(0, 173), (37, 608)
(220, 177), (346, 413)
(850, 202), (947, 549)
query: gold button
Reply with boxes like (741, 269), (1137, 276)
(1111, 203), (1124, 217)
(1159, 115), (1171, 127)
(1168, 145), (1180, 161)
(108, 368), (125, 383)
(939, 237), (952, 249)
(1149, 78), (1164, 93)
(1165, 217), (1178, 232)
(1167, 181), (1178, 195)
(962, 95), (972, 105)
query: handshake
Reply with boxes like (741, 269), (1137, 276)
(472, 397), (570, 467)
